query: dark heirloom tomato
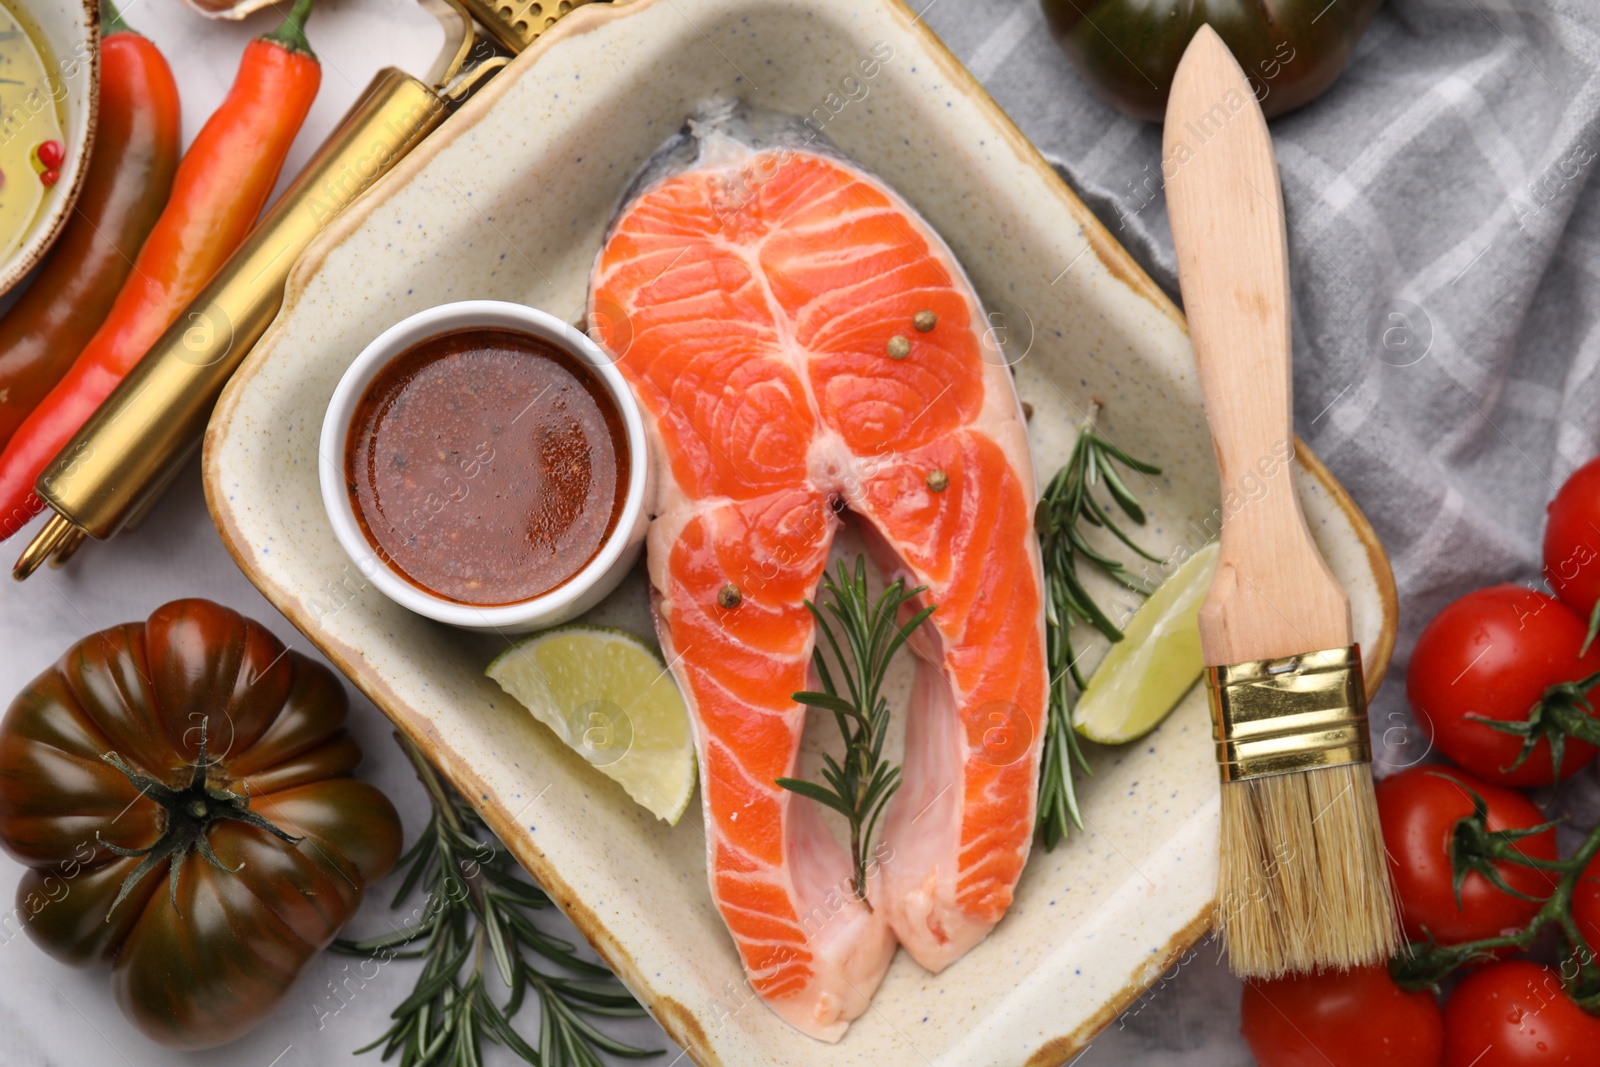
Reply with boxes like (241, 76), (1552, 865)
(1040, 0), (1384, 122)
(0, 599), (401, 1049)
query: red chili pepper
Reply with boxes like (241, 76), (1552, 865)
(0, 0), (321, 540)
(0, 0), (180, 452)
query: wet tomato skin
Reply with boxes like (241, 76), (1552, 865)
(1442, 960), (1600, 1066)
(1240, 964), (1443, 1066)
(1574, 854), (1600, 963)
(1544, 457), (1600, 625)
(1376, 767), (1557, 946)
(1407, 585), (1600, 786)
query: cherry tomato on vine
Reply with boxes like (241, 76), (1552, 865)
(1575, 854), (1600, 965)
(1544, 457), (1600, 633)
(1442, 960), (1600, 1066)
(1377, 767), (1556, 945)
(1239, 964), (1443, 1066)
(1408, 585), (1600, 786)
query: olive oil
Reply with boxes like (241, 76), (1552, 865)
(0, 0), (66, 260)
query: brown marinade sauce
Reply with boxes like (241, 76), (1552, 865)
(345, 327), (628, 606)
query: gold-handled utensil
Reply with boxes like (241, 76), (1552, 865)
(13, 0), (595, 578)
(1163, 25), (1399, 976)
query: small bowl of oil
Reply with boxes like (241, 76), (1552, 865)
(0, 0), (96, 298)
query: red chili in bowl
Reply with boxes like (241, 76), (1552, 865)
(345, 327), (628, 606)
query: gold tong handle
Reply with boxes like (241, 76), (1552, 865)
(461, 0), (590, 53)
(13, 0), (601, 578)
(1163, 26), (1351, 666)
(29, 70), (447, 547)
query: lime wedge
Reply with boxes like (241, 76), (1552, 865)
(487, 625), (696, 824)
(1072, 541), (1219, 745)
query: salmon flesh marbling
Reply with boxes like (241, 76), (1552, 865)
(588, 101), (1047, 1041)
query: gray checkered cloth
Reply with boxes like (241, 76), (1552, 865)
(919, 0), (1600, 1061)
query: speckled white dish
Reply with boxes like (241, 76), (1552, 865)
(202, 1), (1398, 1064)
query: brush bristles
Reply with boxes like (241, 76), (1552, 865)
(1216, 763), (1400, 978)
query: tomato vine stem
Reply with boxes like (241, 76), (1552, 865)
(1467, 667), (1600, 784)
(97, 719), (301, 916)
(1395, 785), (1600, 1012)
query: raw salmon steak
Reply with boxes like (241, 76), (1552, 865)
(589, 101), (1047, 1041)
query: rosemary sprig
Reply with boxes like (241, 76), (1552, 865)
(777, 555), (935, 907)
(1034, 401), (1163, 849)
(332, 734), (658, 1067)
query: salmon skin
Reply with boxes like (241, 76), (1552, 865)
(589, 100), (1047, 1041)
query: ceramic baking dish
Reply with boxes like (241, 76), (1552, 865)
(202, 1), (1398, 1063)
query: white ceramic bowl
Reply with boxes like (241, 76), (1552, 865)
(0, 0), (98, 298)
(318, 300), (650, 633)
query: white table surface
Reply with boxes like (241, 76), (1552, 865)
(0, 2), (1244, 1064)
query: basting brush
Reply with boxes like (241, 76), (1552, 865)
(1162, 26), (1400, 976)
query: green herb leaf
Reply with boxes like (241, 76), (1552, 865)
(779, 555), (934, 905)
(1035, 401), (1163, 850)
(332, 734), (657, 1067)
(774, 776), (858, 817)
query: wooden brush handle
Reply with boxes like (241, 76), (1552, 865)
(1164, 26), (1351, 666)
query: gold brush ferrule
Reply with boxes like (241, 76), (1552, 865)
(1206, 645), (1371, 783)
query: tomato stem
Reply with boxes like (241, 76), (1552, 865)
(97, 720), (301, 917)
(1445, 780), (1562, 906)
(1466, 667), (1600, 785)
(1395, 807), (1600, 1010)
